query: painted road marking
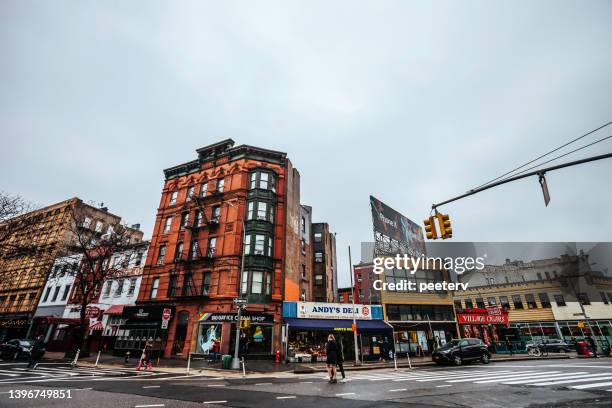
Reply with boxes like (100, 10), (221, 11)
(436, 385), (453, 388)
(276, 396), (297, 399)
(255, 382), (272, 386)
(389, 388), (407, 392)
(533, 375), (612, 386)
(203, 401), (227, 404)
(143, 385), (161, 388)
(335, 393), (355, 396)
(134, 405), (164, 408)
(572, 381), (612, 389)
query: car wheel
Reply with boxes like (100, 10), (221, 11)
(481, 354), (490, 364)
(453, 355), (462, 366)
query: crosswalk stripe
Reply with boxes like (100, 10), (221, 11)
(503, 372), (603, 385)
(444, 371), (549, 383)
(571, 381), (612, 390)
(474, 371), (565, 384)
(392, 370), (512, 382)
(533, 376), (612, 387)
(417, 371), (523, 382)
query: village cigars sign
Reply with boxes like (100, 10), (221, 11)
(297, 302), (372, 320)
(457, 307), (509, 326)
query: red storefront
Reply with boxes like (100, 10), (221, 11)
(457, 307), (509, 348)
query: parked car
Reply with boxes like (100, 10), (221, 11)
(0, 339), (35, 360)
(432, 338), (491, 365)
(525, 339), (571, 355)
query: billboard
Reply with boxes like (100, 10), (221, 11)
(370, 195), (425, 257)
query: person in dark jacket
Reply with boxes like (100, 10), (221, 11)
(336, 337), (346, 381)
(325, 334), (339, 383)
(505, 336), (513, 356)
(586, 335), (598, 358)
(27, 335), (45, 370)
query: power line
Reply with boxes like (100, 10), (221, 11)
(473, 121), (612, 190)
(494, 134), (612, 182)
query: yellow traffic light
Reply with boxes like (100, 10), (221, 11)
(423, 216), (438, 240)
(239, 318), (250, 330)
(436, 212), (452, 239)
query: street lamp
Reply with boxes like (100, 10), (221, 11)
(227, 200), (247, 370)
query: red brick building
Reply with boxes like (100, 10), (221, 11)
(133, 140), (305, 359)
(354, 262), (380, 304)
(337, 287), (353, 304)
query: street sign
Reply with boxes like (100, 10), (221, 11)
(233, 298), (248, 305)
(161, 307), (172, 330)
(539, 173), (550, 207)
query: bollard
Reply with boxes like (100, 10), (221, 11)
(241, 357), (246, 377)
(71, 348), (80, 369)
(393, 352), (397, 371)
(187, 352), (191, 375)
(95, 350), (101, 368)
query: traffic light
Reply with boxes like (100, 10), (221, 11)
(436, 212), (452, 239)
(239, 318), (250, 330)
(423, 216), (438, 240)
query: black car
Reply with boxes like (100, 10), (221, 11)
(432, 338), (491, 365)
(0, 339), (35, 360)
(526, 339), (571, 354)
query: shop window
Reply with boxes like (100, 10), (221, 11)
(525, 294), (537, 309)
(150, 277), (159, 299)
(156, 245), (166, 265)
(476, 297), (485, 308)
(539, 293), (551, 308)
(202, 272), (211, 296)
(464, 299), (474, 309)
(577, 293), (590, 305)
(249, 170), (276, 192)
(499, 296), (510, 309)
(554, 294), (566, 306)
(512, 295), (524, 309)
(169, 191), (178, 206)
(487, 297), (497, 306)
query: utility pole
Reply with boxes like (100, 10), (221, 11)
(348, 246), (361, 366)
(228, 200), (247, 370)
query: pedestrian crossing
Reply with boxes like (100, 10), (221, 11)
(311, 368), (612, 392)
(0, 364), (159, 384)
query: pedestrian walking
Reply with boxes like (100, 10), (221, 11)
(586, 335), (598, 358)
(325, 334), (339, 384)
(336, 338), (346, 382)
(505, 336), (513, 356)
(27, 335), (46, 370)
(211, 339), (221, 363)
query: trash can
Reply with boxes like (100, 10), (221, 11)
(221, 355), (232, 369)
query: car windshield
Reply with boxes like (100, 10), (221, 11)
(438, 340), (461, 350)
(18, 340), (35, 346)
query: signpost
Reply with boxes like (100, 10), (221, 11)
(161, 308), (172, 330)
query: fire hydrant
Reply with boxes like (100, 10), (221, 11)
(275, 350), (280, 363)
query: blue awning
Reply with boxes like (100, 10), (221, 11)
(284, 318), (392, 332)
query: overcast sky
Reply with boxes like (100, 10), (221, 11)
(1, 1), (611, 288)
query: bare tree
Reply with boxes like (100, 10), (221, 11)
(0, 191), (40, 259)
(50, 205), (142, 353)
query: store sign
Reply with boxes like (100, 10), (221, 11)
(0, 318), (28, 328)
(296, 302), (372, 320)
(198, 312), (274, 323)
(85, 306), (101, 318)
(457, 313), (509, 325)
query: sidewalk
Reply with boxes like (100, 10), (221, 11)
(41, 351), (602, 376)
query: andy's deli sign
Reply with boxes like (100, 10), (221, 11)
(297, 302), (372, 320)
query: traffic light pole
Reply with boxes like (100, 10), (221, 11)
(431, 152), (612, 210)
(228, 200), (247, 370)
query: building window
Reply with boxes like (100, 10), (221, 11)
(539, 293), (551, 308)
(301, 264), (306, 279)
(464, 299), (474, 309)
(486, 277), (496, 285)
(300, 289), (306, 301)
(211, 206), (221, 223)
(168, 275), (178, 297)
(487, 297), (497, 306)
(207, 237), (216, 257)
(51, 286), (60, 302)
(163, 217), (172, 234)
(150, 277), (159, 299)
(247, 200), (274, 222)
(545, 271), (551, 280)
(156, 245), (166, 265)
(315, 274), (324, 286)
(607, 292), (612, 304)
(357, 274), (362, 283)
(135, 251), (144, 266)
(553, 270), (558, 278)
(215, 178), (224, 193)
(169, 191), (178, 205)
(189, 240), (199, 260)
(554, 294), (566, 306)
(127, 278), (137, 296)
(249, 170), (276, 191)
(186, 186), (195, 201)
(577, 293), (590, 305)
(525, 293), (537, 309)
(202, 272), (211, 296)
(195, 210), (203, 226)
(115, 279), (124, 297)
(61, 285), (71, 301)
(182, 273), (194, 296)
(175, 242), (183, 261)
(537, 272), (542, 280)
(42, 287), (51, 302)
(82, 217), (92, 228)
(476, 297), (485, 308)
(512, 295), (524, 309)
(241, 270), (248, 294)
(95, 221), (103, 233)
(244, 233), (272, 257)
(314, 232), (322, 243)
(314, 252), (323, 263)
(180, 213), (189, 230)
(241, 270), (272, 295)
(301, 217), (306, 233)
(103, 281), (112, 297)
(499, 296), (510, 309)
(348, 293), (353, 302)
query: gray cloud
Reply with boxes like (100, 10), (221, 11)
(1, 1), (611, 288)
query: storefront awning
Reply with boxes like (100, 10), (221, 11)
(284, 318), (393, 332)
(104, 305), (125, 315)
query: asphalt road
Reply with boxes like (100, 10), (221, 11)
(0, 358), (611, 407)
